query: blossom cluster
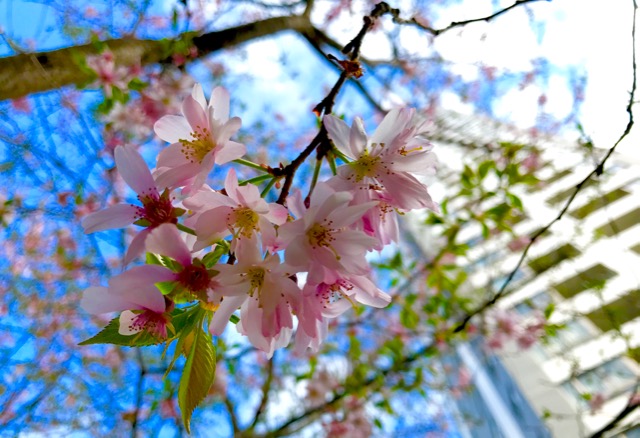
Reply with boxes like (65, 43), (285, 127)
(81, 83), (437, 356)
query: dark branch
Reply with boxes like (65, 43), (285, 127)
(393, 0), (550, 36)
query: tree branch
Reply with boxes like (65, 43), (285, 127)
(0, 15), (313, 101)
(393, 0), (550, 36)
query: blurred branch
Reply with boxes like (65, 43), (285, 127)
(0, 15), (314, 101)
(246, 357), (275, 433)
(267, 342), (437, 436)
(130, 349), (146, 438)
(589, 384), (640, 438)
(393, 0), (550, 36)
(454, 0), (638, 333)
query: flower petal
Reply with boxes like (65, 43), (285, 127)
(209, 295), (245, 335)
(370, 108), (414, 146)
(115, 146), (157, 196)
(124, 228), (151, 266)
(154, 115), (192, 144)
(182, 94), (208, 133)
(191, 83), (207, 110)
(323, 115), (353, 158)
(81, 286), (133, 314)
(210, 86), (230, 121)
(145, 223), (192, 266)
(81, 204), (138, 233)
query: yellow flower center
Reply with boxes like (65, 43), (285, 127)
(179, 127), (216, 163)
(307, 223), (341, 260)
(350, 150), (380, 182)
(232, 207), (259, 237)
(247, 267), (265, 297)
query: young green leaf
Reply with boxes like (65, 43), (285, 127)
(178, 327), (216, 433)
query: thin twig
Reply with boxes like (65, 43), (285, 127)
(393, 0), (549, 37)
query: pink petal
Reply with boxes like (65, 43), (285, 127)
(115, 146), (157, 196)
(191, 83), (207, 111)
(118, 310), (142, 335)
(81, 204), (138, 233)
(145, 223), (192, 266)
(194, 207), (233, 246)
(209, 295), (246, 335)
(109, 264), (176, 294)
(215, 140), (246, 164)
(156, 142), (188, 168)
(265, 203), (288, 225)
(328, 200), (378, 228)
(234, 235), (262, 265)
(154, 115), (192, 144)
(122, 285), (167, 314)
(378, 172), (435, 210)
(224, 168), (240, 202)
(210, 86), (230, 121)
(349, 117), (368, 157)
(154, 163), (197, 190)
(81, 286), (134, 314)
(124, 228), (151, 266)
(216, 117), (242, 143)
(370, 108), (414, 146)
(182, 94), (208, 133)
(323, 115), (353, 158)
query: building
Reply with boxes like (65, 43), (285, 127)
(406, 111), (640, 437)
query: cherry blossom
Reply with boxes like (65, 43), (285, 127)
(183, 168), (288, 251)
(209, 237), (300, 357)
(85, 50), (130, 97)
(153, 84), (246, 193)
(81, 285), (170, 338)
(81, 146), (179, 264)
(296, 275), (391, 352)
(323, 108), (438, 211)
(277, 184), (378, 284)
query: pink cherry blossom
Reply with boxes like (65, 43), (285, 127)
(153, 84), (246, 193)
(209, 237), (300, 357)
(296, 274), (391, 352)
(86, 50), (130, 97)
(81, 284), (169, 338)
(183, 168), (288, 251)
(277, 184), (379, 284)
(324, 109), (438, 211)
(81, 146), (178, 264)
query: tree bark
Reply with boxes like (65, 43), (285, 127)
(0, 15), (313, 101)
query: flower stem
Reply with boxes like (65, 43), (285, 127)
(239, 174), (273, 186)
(261, 177), (278, 198)
(232, 158), (269, 173)
(176, 223), (196, 236)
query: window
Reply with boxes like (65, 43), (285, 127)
(564, 357), (637, 406)
(543, 320), (592, 356)
(596, 207), (640, 237)
(586, 289), (640, 332)
(570, 188), (630, 219)
(552, 264), (617, 299)
(528, 243), (580, 275)
(514, 291), (552, 316)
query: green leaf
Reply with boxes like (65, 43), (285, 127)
(201, 244), (228, 269)
(478, 160), (493, 180)
(178, 328), (216, 433)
